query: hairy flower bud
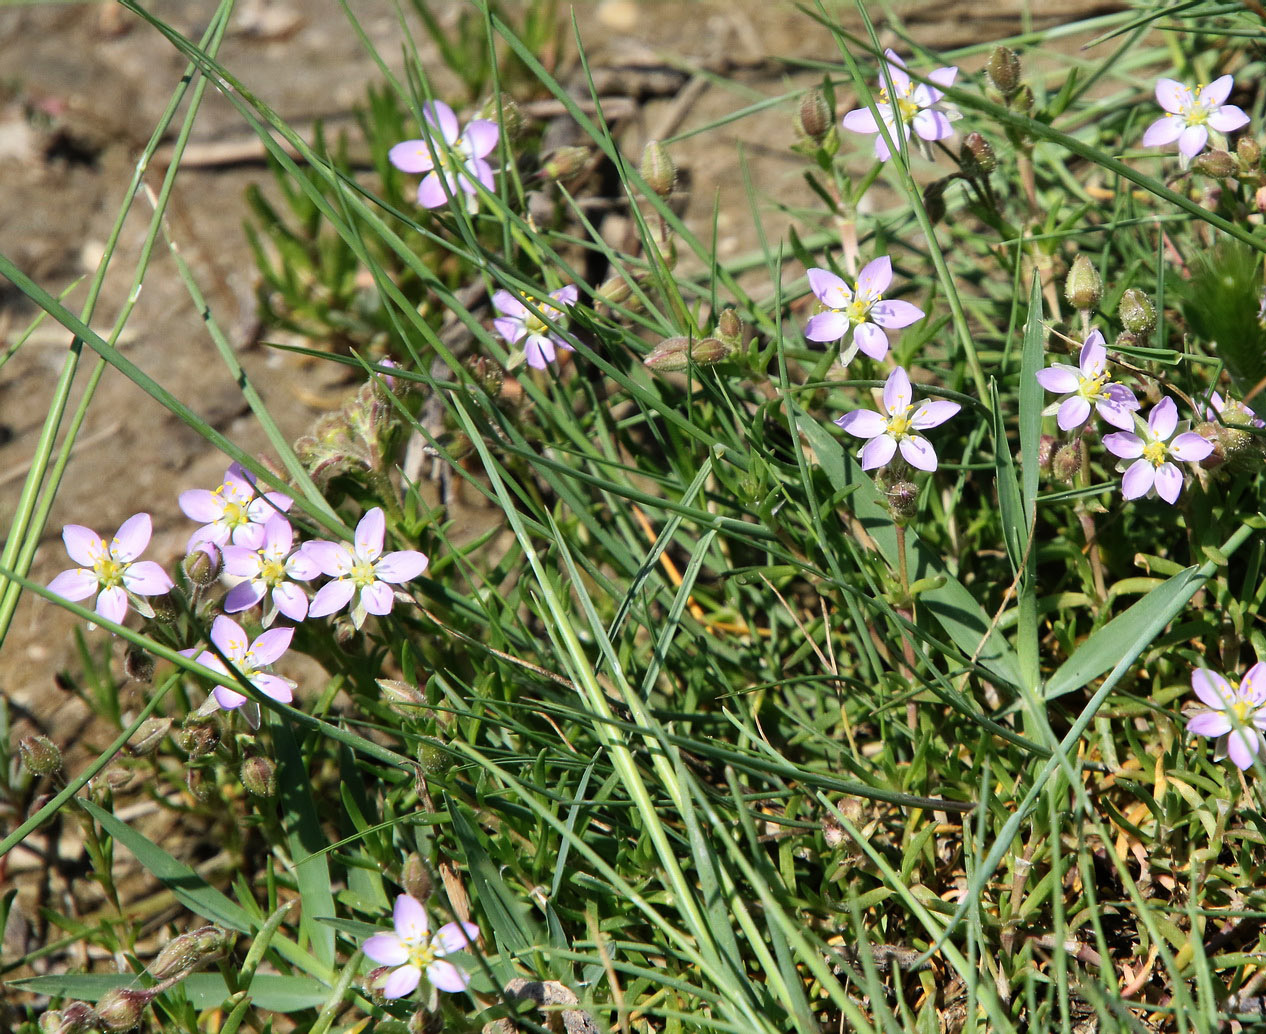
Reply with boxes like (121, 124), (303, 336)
(1237, 136), (1261, 168)
(240, 755), (277, 798)
(182, 542), (221, 587)
(333, 618), (357, 649)
(541, 145), (591, 182)
(716, 308), (743, 347)
(960, 132), (996, 174)
(402, 852), (433, 902)
(1052, 441), (1084, 485)
(417, 737), (451, 775)
(149, 925), (230, 980)
(363, 966), (394, 1007)
(1038, 434), (1055, 472)
(186, 768), (216, 804)
(643, 336), (734, 372)
(19, 734), (63, 776)
(986, 46), (1022, 99)
(596, 275), (633, 309)
(378, 678), (428, 717)
(147, 591), (179, 624)
(1118, 288), (1157, 338)
(178, 716), (220, 759)
(1192, 149), (1237, 178)
(796, 88), (833, 142)
(885, 481), (919, 524)
(640, 140), (676, 197)
(127, 719), (170, 759)
(51, 1003), (99, 1034)
(123, 646), (156, 685)
(480, 92), (523, 141)
(922, 178), (948, 225)
(1064, 254), (1102, 312)
(1012, 83), (1035, 113)
(95, 988), (151, 1032)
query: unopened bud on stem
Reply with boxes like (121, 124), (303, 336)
(986, 46), (1022, 99)
(19, 734), (62, 776)
(1064, 254), (1102, 312)
(640, 140), (676, 197)
(796, 88), (833, 142)
(1118, 288), (1157, 338)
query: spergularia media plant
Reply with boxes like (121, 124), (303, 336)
(840, 49), (959, 161)
(804, 257), (924, 365)
(1035, 329), (1139, 431)
(1102, 397), (1213, 503)
(47, 513), (174, 627)
(1142, 75), (1249, 165)
(835, 367), (959, 472)
(492, 284), (579, 370)
(389, 100), (499, 211)
(1188, 663), (1266, 770)
(363, 894), (480, 998)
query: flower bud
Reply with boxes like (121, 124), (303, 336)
(1012, 83), (1034, 113)
(541, 145), (591, 182)
(1192, 149), (1237, 178)
(417, 737), (451, 774)
(885, 481), (918, 524)
(1038, 433), (1055, 472)
(1118, 288), (1157, 338)
(51, 1003), (99, 1034)
(39, 1010), (65, 1034)
(402, 852), (433, 902)
(333, 618), (357, 649)
(408, 1008), (430, 1034)
(1237, 136), (1261, 168)
(240, 755), (277, 797)
(146, 591), (179, 624)
(960, 132), (996, 174)
(480, 92), (523, 141)
(105, 766), (144, 793)
(377, 678), (428, 717)
(640, 140), (676, 197)
(123, 646), (155, 684)
(186, 768), (216, 804)
(364, 966), (394, 1007)
(1064, 254), (1102, 312)
(716, 308), (743, 346)
(796, 88), (833, 142)
(822, 815), (845, 850)
(178, 716), (220, 759)
(986, 46), (1022, 99)
(642, 336), (734, 372)
(466, 354), (504, 398)
(182, 542), (221, 587)
(921, 178), (948, 225)
(596, 276), (632, 312)
(149, 925), (230, 980)
(19, 734), (63, 776)
(95, 988), (151, 1031)
(1052, 441), (1084, 485)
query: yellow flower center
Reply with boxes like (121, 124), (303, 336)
(844, 297), (874, 325)
(350, 559), (378, 588)
(94, 557), (124, 588)
(1076, 372), (1109, 402)
(1142, 439), (1167, 466)
(887, 407), (914, 439)
(259, 558), (287, 586)
(1233, 699), (1253, 724)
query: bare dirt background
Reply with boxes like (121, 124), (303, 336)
(0, 0), (1125, 1000)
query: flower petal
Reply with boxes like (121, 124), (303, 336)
(1193, 668), (1234, 709)
(62, 525), (106, 567)
(179, 489), (224, 524)
(899, 435), (938, 472)
(913, 109), (952, 142)
(122, 561), (174, 597)
(248, 627), (294, 666)
(910, 400), (959, 430)
(111, 513), (153, 562)
(213, 684), (247, 710)
(1154, 78), (1191, 115)
(1153, 462), (1184, 504)
(860, 434), (897, 470)
(394, 894), (429, 942)
(272, 583), (310, 622)
(883, 367), (913, 415)
(1201, 75), (1234, 108)
(854, 256), (893, 298)
(1210, 105), (1250, 133)
(48, 568), (99, 602)
(1187, 711), (1232, 737)
(1035, 366), (1080, 394)
(250, 673), (294, 704)
(869, 299), (924, 329)
(416, 171), (449, 208)
(463, 118), (500, 158)
(224, 580), (266, 614)
(375, 550), (429, 583)
(1120, 459), (1154, 500)
(835, 410), (886, 439)
(1056, 396), (1091, 431)
(95, 586), (129, 625)
(382, 964), (423, 999)
(806, 267), (850, 307)
(804, 311), (850, 343)
(1169, 431), (1213, 461)
(303, 541), (354, 577)
(853, 321), (889, 360)
(360, 581), (396, 617)
(426, 958), (470, 993)
(434, 921), (481, 954)
(363, 932), (409, 967)
(1148, 397), (1178, 438)
(1142, 116), (1183, 148)
(1178, 124), (1209, 160)
(840, 107), (879, 134)
(1078, 333), (1107, 374)
(308, 579), (356, 619)
(1101, 432), (1143, 460)
(1227, 728), (1262, 770)
(421, 101), (459, 143)
(388, 139), (436, 174)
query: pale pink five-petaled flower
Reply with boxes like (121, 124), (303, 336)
(1035, 330), (1139, 432)
(222, 515), (321, 626)
(840, 49), (959, 162)
(304, 507), (429, 629)
(835, 366), (960, 472)
(194, 614), (296, 713)
(492, 285), (579, 370)
(179, 462), (293, 554)
(1187, 662), (1266, 770)
(388, 101), (499, 210)
(1142, 76), (1249, 164)
(1101, 397), (1212, 503)
(804, 258), (924, 365)
(47, 513), (173, 627)
(363, 894), (480, 998)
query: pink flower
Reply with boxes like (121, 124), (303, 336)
(1142, 76), (1249, 164)
(1035, 330), (1139, 432)
(179, 463), (292, 553)
(222, 516), (321, 625)
(389, 101), (499, 210)
(804, 258), (923, 365)
(195, 614), (295, 713)
(840, 49), (959, 162)
(304, 508), (429, 628)
(48, 513), (173, 626)
(1102, 397), (1213, 503)
(835, 366), (960, 471)
(1187, 663), (1266, 770)
(492, 285), (579, 370)
(363, 894), (479, 998)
